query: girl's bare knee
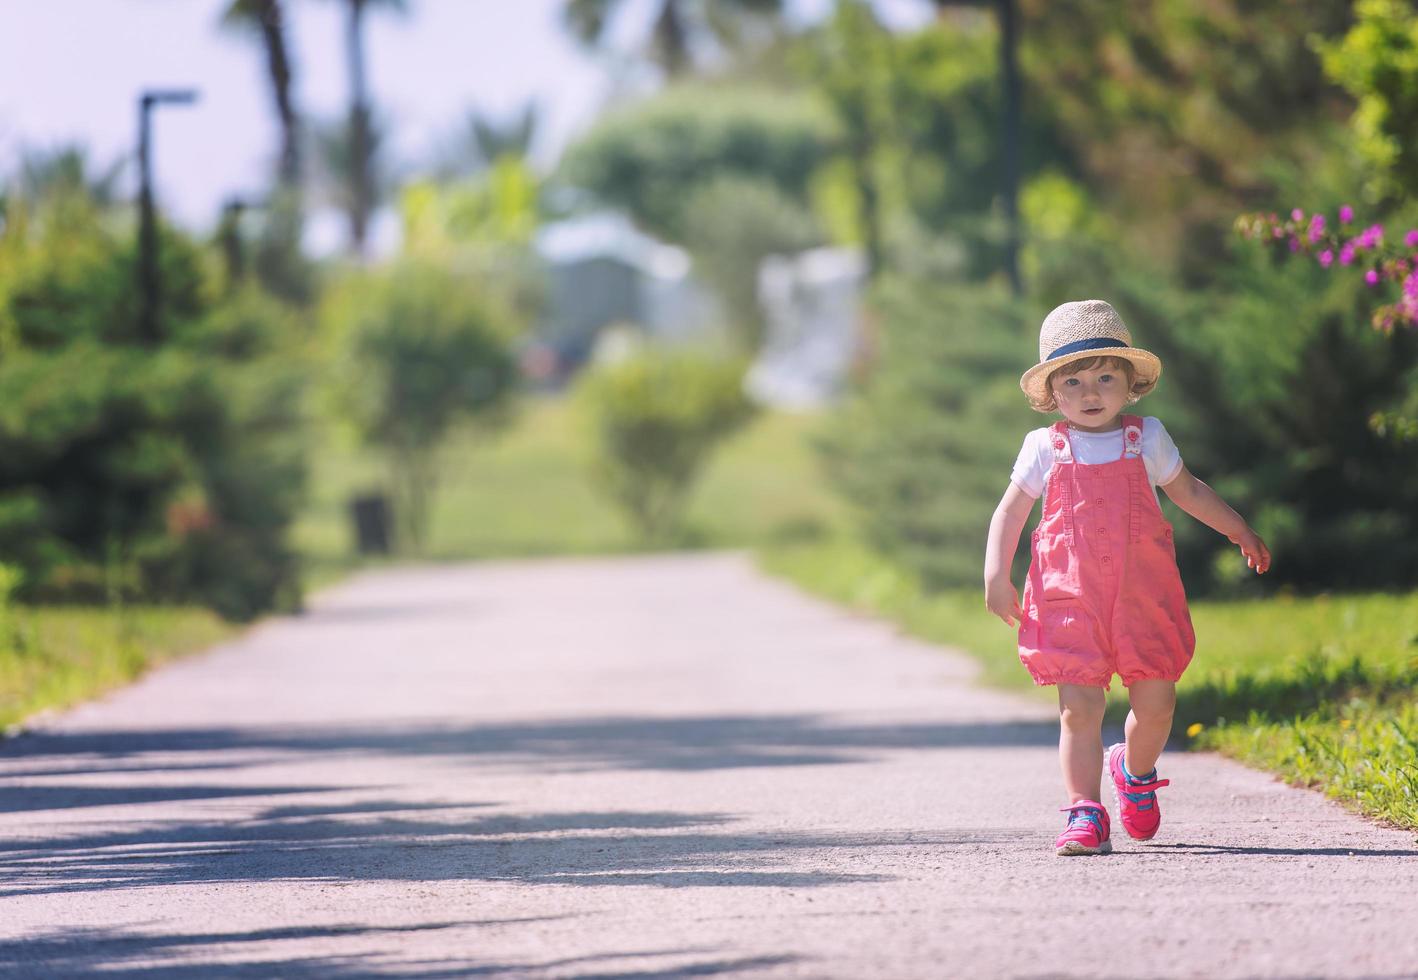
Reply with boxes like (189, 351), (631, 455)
(1057, 685), (1106, 729)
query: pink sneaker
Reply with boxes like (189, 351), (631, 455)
(1055, 801), (1111, 856)
(1107, 742), (1170, 841)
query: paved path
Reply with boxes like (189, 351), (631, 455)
(2, 554), (1416, 979)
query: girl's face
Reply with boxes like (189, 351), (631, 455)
(1050, 360), (1130, 431)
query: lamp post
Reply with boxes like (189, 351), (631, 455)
(136, 88), (198, 345)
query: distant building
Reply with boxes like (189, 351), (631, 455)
(746, 246), (867, 409)
(530, 213), (723, 384)
(530, 214), (866, 408)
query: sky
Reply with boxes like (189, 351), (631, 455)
(1, 0), (933, 248)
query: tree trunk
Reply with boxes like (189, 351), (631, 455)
(346, 0), (372, 258)
(652, 0), (691, 75)
(253, 0), (300, 191)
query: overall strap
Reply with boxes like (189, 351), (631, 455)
(1120, 415), (1145, 542)
(1047, 422), (1075, 540)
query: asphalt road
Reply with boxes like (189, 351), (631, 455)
(2, 554), (1415, 979)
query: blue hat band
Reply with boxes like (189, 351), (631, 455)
(1046, 336), (1128, 361)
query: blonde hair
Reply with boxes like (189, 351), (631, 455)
(1027, 355), (1155, 413)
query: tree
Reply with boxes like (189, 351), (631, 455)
(321, 262), (518, 552)
(558, 85), (835, 243)
(332, 0), (408, 257)
(431, 103), (540, 183)
(11, 146), (125, 208)
(564, 0), (784, 76)
(220, 0), (301, 192)
(220, 0), (312, 301)
(1015, 0), (1354, 280)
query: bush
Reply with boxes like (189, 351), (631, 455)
(820, 280), (1038, 589)
(577, 352), (757, 543)
(0, 192), (308, 620)
(320, 261), (518, 553)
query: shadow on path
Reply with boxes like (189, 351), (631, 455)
(0, 921), (794, 979)
(1142, 842), (1418, 858)
(0, 794), (950, 898)
(2, 713), (1058, 779)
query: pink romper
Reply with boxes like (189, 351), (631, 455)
(1018, 415), (1195, 689)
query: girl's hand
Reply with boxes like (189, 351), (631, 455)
(1229, 525), (1271, 574)
(985, 576), (1023, 627)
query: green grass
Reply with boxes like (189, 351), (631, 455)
(761, 536), (1418, 829)
(0, 605), (235, 731)
(294, 394), (848, 578)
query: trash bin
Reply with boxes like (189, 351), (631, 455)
(348, 492), (392, 555)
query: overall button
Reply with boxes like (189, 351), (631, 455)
(1097, 527), (1107, 534)
(1096, 498), (1104, 505)
(1101, 556), (1112, 564)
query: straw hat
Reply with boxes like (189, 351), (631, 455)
(1019, 300), (1162, 408)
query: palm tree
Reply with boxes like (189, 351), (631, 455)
(220, 0), (301, 192)
(13, 145), (126, 206)
(336, 0), (408, 257)
(432, 103), (540, 182)
(564, 0), (783, 76)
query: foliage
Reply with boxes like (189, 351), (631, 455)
(792, 4), (1071, 283)
(577, 353), (757, 542)
(399, 164), (547, 333)
(557, 84), (837, 244)
(0, 189), (308, 620)
(1315, 0), (1418, 202)
(818, 281), (1038, 589)
(430, 103), (540, 181)
(678, 174), (824, 352)
(563, 0), (785, 76)
(1017, 0), (1355, 279)
(319, 261), (519, 552)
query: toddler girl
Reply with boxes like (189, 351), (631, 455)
(983, 299), (1270, 855)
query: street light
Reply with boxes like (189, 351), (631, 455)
(136, 88), (199, 345)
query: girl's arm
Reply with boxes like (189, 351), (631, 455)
(984, 481), (1037, 626)
(1160, 465), (1271, 574)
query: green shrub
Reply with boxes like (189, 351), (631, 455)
(320, 261), (518, 553)
(820, 281), (1038, 589)
(0, 192), (308, 620)
(577, 352), (757, 543)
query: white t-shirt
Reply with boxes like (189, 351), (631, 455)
(1010, 416), (1184, 499)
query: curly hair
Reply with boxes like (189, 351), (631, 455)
(1027, 355), (1155, 413)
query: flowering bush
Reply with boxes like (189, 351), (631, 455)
(1236, 206), (1418, 331)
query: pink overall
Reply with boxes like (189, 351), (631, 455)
(1018, 416), (1195, 689)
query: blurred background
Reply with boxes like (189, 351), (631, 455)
(3, 1), (1418, 822)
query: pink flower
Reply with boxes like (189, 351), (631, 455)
(1339, 205), (1354, 224)
(1340, 243), (1356, 265)
(1289, 237), (1302, 253)
(1308, 214), (1326, 242)
(1365, 269), (1380, 286)
(1358, 224), (1385, 248)
(1291, 208), (1305, 222)
(1319, 249), (1334, 267)
(1405, 230), (1418, 248)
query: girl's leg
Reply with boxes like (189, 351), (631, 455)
(1057, 684), (1106, 802)
(1124, 679), (1176, 776)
